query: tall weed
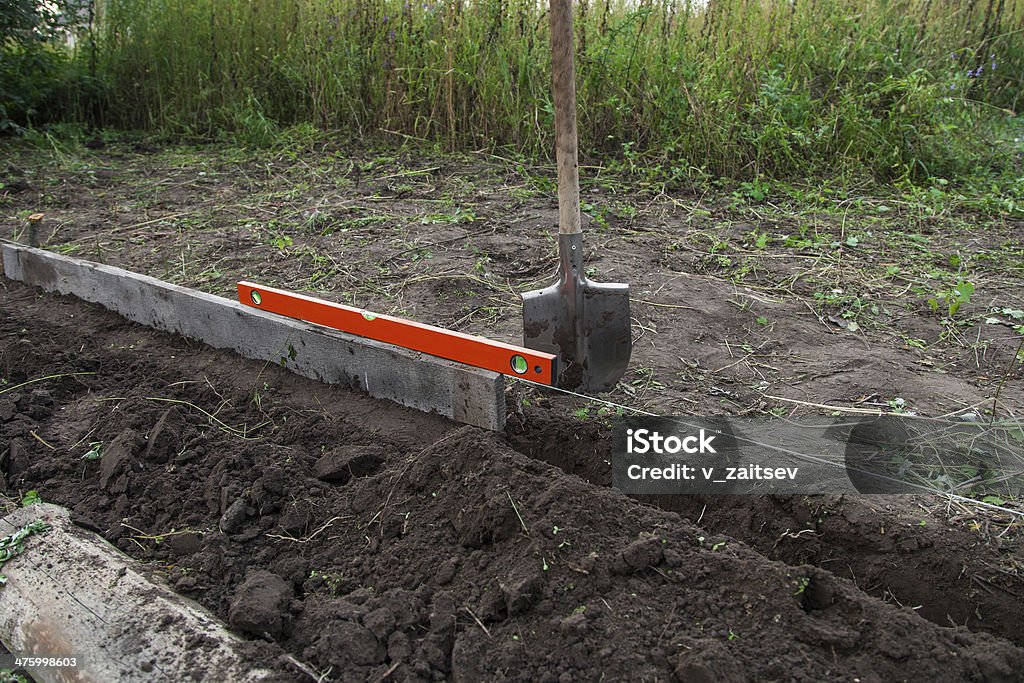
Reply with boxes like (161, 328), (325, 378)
(25, 0), (1024, 181)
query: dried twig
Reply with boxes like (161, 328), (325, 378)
(462, 606), (493, 639)
(28, 430), (55, 450)
(507, 491), (528, 534)
(266, 516), (349, 543)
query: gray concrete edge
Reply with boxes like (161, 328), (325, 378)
(0, 240), (505, 430)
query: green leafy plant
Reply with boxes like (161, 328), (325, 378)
(0, 668), (31, 683)
(0, 520), (51, 586)
(270, 233), (293, 251)
(886, 397), (909, 413)
(738, 179), (770, 202)
(928, 279), (975, 318)
(80, 441), (103, 461)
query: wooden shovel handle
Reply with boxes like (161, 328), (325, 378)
(550, 0), (581, 236)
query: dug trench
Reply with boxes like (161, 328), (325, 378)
(2, 281), (1023, 682)
(507, 409), (1024, 647)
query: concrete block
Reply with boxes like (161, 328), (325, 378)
(0, 504), (271, 682)
(0, 240), (505, 430)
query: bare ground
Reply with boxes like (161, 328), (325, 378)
(1, 137), (1023, 680)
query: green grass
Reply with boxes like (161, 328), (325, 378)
(0, 518), (51, 586)
(4, 0), (1023, 187)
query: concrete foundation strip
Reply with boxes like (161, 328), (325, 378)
(0, 240), (505, 430)
(0, 503), (271, 682)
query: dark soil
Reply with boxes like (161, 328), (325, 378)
(2, 140), (1023, 681)
(3, 281), (1024, 682)
(507, 414), (1024, 647)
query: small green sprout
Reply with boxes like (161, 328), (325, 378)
(81, 441), (103, 461)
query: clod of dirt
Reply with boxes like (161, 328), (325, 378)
(612, 535), (665, 574)
(339, 621), (388, 666)
(228, 570), (293, 638)
(502, 574), (545, 616)
(418, 634), (453, 674)
(5, 439), (29, 479)
(295, 600), (387, 669)
(99, 428), (139, 490)
(312, 445), (385, 483)
(362, 606), (397, 641)
(451, 633), (483, 682)
(475, 583), (507, 623)
(144, 407), (184, 463)
(378, 589), (425, 630)
(165, 531), (203, 555)
(673, 640), (746, 683)
(0, 398), (14, 421)
(277, 500), (315, 537)
(25, 388), (54, 419)
(428, 591), (457, 634)
(558, 611), (588, 640)
(69, 509), (104, 534)
(453, 492), (521, 548)
(800, 570), (838, 613)
(387, 630), (412, 663)
(435, 557), (459, 585)
(219, 496), (249, 534)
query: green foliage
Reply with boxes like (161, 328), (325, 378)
(0, 1), (103, 132)
(80, 441), (103, 461)
(0, 519), (52, 586)
(1, 0), (58, 42)
(0, 0), (76, 42)
(928, 279), (976, 318)
(8, 0), (1024, 184)
(0, 669), (30, 683)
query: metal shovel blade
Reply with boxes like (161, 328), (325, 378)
(522, 234), (631, 392)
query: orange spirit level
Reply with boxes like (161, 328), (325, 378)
(237, 281), (558, 385)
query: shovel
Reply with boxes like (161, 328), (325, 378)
(522, 0), (632, 392)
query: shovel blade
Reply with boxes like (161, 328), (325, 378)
(580, 280), (632, 391)
(522, 277), (631, 393)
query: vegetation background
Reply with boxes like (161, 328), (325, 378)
(1, 0), (1022, 193)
